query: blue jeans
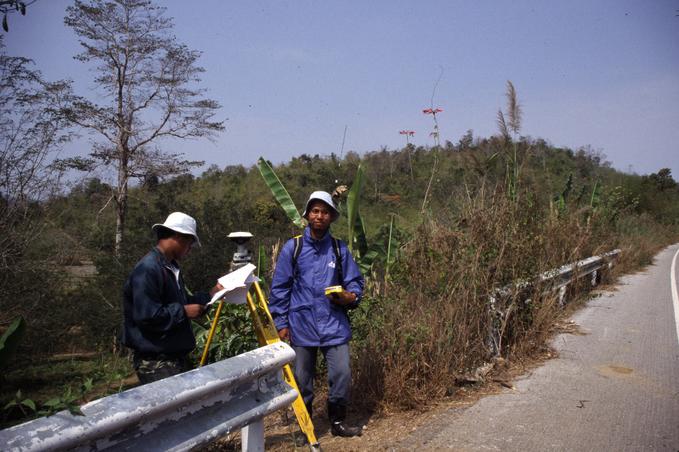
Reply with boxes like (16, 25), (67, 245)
(292, 343), (352, 407)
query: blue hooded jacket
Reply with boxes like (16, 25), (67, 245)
(121, 247), (210, 355)
(269, 227), (364, 347)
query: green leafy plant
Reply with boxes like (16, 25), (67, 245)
(385, 213), (396, 279)
(257, 157), (305, 228)
(192, 305), (257, 364)
(3, 390), (36, 418)
(257, 243), (269, 291)
(346, 163), (365, 253)
(257, 159), (395, 277)
(554, 173), (573, 215)
(0, 316), (26, 369)
(589, 180), (600, 209)
(39, 378), (93, 417)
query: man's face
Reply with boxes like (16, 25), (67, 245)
(174, 233), (195, 260)
(307, 200), (333, 233)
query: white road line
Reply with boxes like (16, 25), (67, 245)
(671, 247), (679, 346)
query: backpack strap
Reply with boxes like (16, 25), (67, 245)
(331, 237), (357, 312)
(291, 235), (303, 274)
(290, 234), (344, 285)
(331, 237), (344, 285)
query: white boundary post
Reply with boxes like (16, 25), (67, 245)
(242, 418), (265, 452)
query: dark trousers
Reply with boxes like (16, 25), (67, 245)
(132, 351), (192, 385)
(292, 343), (352, 407)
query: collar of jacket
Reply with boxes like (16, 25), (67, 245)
(151, 246), (179, 270)
(304, 225), (332, 246)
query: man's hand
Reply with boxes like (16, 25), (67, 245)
(327, 290), (357, 306)
(209, 283), (224, 297)
(184, 304), (206, 319)
(278, 327), (290, 341)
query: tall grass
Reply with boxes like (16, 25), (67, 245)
(350, 183), (678, 410)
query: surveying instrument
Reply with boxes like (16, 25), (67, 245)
(199, 231), (320, 451)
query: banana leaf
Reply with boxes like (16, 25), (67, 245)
(347, 164), (365, 253)
(257, 243), (269, 291)
(386, 214), (395, 277)
(589, 180), (600, 208)
(353, 212), (368, 258)
(257, 157), (304, 228)
(358, 247), (380, 276)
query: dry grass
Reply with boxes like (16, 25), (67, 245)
(349, 188), (678, 411)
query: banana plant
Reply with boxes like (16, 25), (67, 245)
(356, 215), (401, 277)
(257, 157), (305, 228)
(257, 157), (399, 277)
(386, 213), (395, 279)
(555, 173), (573, 215)
(346, 164), (365, 254)
(257, 243), (269, 292)
(589, 180), (600, 209)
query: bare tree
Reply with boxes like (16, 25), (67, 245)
(63, 0), (224, 255)
(0, 37), (71, 273)
(1, 1), (36, 32)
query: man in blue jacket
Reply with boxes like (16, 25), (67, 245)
(269, 191), (365, 438)
(122, 212), (222, 384)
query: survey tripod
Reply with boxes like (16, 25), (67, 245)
(199, 232), (320, 451)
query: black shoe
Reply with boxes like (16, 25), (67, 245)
(327, 401), (363, 437)
(331, 421), (363, 437)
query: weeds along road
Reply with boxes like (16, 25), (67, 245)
(392, 244), (679, 451)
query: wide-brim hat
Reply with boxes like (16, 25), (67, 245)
(152, 212), (201, 247)
(302, 191), (340, 222)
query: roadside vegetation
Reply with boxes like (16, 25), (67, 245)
(3, 124), (678, 427)
(2, 1), (679, 432)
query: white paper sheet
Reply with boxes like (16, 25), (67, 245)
(208, 263), (259, 305)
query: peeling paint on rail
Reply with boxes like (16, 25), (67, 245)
(0, 342), (298, 451)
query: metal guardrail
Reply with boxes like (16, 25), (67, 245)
(0, 251), (623, 450)
(0, 342), (298, 452)
(537, 249), (621, 303)
(488, 249), (621, 356)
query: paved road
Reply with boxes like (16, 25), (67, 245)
(393, 244), (679, 451)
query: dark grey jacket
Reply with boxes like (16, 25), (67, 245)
(121, 247), (209, 355)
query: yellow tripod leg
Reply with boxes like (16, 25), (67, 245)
(199, 299), (225, 367)
(246, 283), (319, 448)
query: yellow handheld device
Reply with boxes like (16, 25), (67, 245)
(325, 285), (343, 296)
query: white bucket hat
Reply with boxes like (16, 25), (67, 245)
(302, 191), (339, 222)
(152, 212), (201, 247)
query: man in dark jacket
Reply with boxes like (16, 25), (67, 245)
(269, 191), (365, 438)
(122, 212), (222, 384)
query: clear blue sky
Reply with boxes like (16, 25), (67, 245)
(4, 0), (679, 178)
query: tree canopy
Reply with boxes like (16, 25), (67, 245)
(62, 0), (224, 255)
